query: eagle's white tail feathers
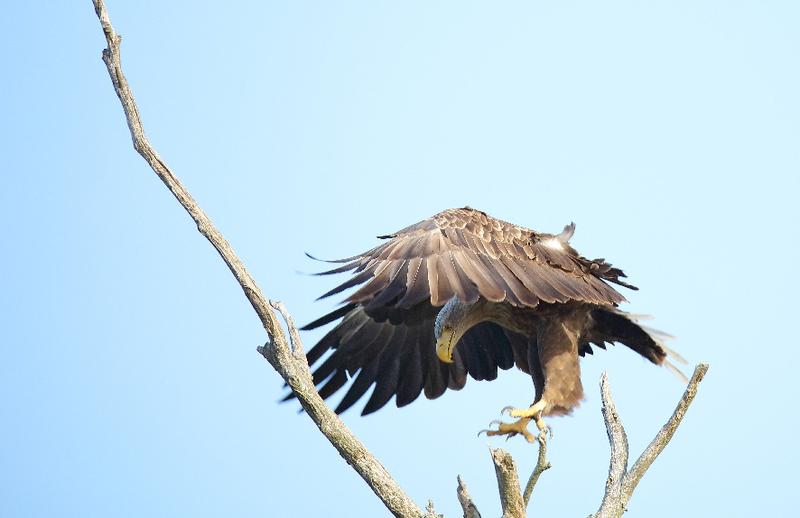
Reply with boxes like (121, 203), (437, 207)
(664, 358), (689, 384)
(641, 324), (677, 342)
(641, 325), (687, 365)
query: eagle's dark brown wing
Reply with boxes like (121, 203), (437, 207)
(315, 207), (633, 310)
(297, 301), (528, 415)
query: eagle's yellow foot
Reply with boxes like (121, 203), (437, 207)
(479, 417), (537, 443)
(499, 400), (552, 440)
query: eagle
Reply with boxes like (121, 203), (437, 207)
(297, 207), (685, 441)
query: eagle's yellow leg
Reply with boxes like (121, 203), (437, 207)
(502, 398), (547, 419)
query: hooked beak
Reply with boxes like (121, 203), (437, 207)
(436, 326), (457, 364)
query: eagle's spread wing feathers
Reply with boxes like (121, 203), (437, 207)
(296, 302), (523, 415)
(317, 207), (632, 310)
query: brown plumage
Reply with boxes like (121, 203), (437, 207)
(296, 207), (684, 436)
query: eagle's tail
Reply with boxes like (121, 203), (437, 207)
(587, 308), (688, 382)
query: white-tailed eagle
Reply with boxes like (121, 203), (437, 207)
(297, 207), (684, 441)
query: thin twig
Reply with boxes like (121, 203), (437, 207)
(423, 500), (442, 518)
(490, 448), (525, 518)
(457, 476), (482, 518)
(522, 435), (551, 506)
(270, 300), (305, 357)
(91, 2), (422, 516)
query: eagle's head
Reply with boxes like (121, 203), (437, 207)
(434, 297), (485, 363)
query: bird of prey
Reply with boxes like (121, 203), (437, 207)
(298, 207), (685, 441)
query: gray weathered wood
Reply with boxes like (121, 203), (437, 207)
(590, 364), (709, 518)
(91, 2), (423, 516)
(491, 448), (526, 518)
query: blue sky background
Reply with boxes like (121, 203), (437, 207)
(1, 1), (798, 516)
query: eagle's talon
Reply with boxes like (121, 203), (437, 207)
(481, 417), (536, 443)
(530, 412), (552, 441)
(500, 406), (515, 416)
(537, 427), (552, 442)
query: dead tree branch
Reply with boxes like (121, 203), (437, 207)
(91, 1), (422, 516)
(490, 448), (526, 518)
(458, 363), (707, 518)
(590, 363), (709, 518)
(456, 476), (482, 518)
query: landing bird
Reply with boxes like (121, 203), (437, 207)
(294, 207), (685, 442)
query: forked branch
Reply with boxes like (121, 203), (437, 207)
(458, 363), (706, 518)
(590, 363), (709, 518)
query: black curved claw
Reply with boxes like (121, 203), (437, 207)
(537, 426), (554, 442)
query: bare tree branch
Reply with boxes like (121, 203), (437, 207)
(91, 2), (423, 516)
(490, 448), (525, 518)
(594, 372), (630, 516)
(590, 363), (709, 518)
(522, 435), (551, 507)
(456, 476), (482, 518)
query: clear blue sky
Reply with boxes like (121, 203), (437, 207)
(1, 1), (798, 516)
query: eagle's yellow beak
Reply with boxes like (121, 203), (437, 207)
(436, 326), (456, 364)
